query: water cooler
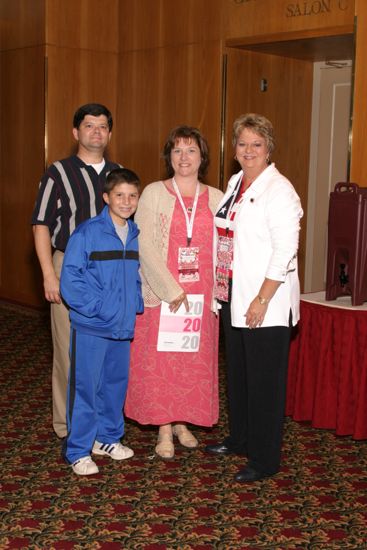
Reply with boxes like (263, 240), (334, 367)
(325, 182), (367, 306)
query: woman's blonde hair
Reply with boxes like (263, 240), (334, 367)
(232, 113), (275, 157)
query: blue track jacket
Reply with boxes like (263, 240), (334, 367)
(60, 205), (143, 340)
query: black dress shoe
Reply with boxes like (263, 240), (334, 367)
(234, 466), (272, 483)
(204, 443), (233, 455)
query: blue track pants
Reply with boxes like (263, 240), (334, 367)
(63, 330), (130, 464)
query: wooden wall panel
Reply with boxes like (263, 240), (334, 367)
(0, 0), (45, 50)
(224, 48), (313, 288)
(0, 47), (45, 306)
(46, 46), (119, 164)
(115, 49), (162, 185)
(118, 0), (224, 51)
(115, 42), (222, 188)
(350, 0), (367, 186)
(118, 0), (165, 52)
(158, 0), (224, 47)
(225, 0), (355, 41)
(45, 0), (119, 52)
(157, 42), (222, 187)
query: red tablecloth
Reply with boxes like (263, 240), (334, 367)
(286, 299), (367, 439)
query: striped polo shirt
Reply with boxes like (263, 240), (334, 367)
(31, 155), (120, 251)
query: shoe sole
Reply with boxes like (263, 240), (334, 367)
(71, 464), (99, 475)
(72, 468), (99, 476)
(154, 444), (175, 460)
(155, 451), (175, 460)
(234, 472), (273, 483)
(205, 449), (232, 455)
(172, 429), (198, 449)
(175, 441), (198, 450)
(204, 448), (247, 456)
(92, 449), (134, 460)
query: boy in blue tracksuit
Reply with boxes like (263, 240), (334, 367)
(60, 168), (143, 476)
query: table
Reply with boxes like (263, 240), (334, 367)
(286, 292), (367, 440)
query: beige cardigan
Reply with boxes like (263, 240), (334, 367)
(135, 180), (223, 307)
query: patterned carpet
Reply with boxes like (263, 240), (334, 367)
(0, 301), (366, 549)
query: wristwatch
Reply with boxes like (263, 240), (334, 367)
(257, 295), (269, 305)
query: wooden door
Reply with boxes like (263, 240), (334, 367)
(223, 48), (313, 289)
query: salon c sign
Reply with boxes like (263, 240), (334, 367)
(232, 0), (349, 14)
(285, 0), (349, 16)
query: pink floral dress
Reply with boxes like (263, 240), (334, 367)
(124, 188), (219, 426)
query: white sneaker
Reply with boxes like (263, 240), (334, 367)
(71, 456), (99, 476)
(92, 440), (134, 461)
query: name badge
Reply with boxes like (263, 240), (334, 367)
(178, 246), (200, 283)
(157, 294), (204, 352)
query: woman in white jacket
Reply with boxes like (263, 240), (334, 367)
(205, 114), (303, 482)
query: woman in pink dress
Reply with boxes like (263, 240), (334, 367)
(124, 126), (223, 459)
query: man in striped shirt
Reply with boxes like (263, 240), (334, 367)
(32, 103), (120, 439)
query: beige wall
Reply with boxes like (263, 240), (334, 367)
(305, 63), (352, 292)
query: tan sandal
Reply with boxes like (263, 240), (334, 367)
(172, 424), (199, 449)
(155, 432), (174, 459)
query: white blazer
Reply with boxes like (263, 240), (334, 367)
(215, 164), (303, 328)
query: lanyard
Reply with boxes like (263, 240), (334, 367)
(224, 174), (243, 234)
(172, 177), (200, 246)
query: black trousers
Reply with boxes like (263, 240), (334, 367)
(220, 301), (292, 475)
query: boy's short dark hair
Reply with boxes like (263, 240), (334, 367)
(104, 168), (141, 194)
(73, 103), (113, 130)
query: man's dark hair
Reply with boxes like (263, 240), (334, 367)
(73, 103), (113, 131)
(103, 168), (141, 194)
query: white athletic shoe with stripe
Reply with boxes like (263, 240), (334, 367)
(72, 456), (99, 475)
(92, 440), (134, 460)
